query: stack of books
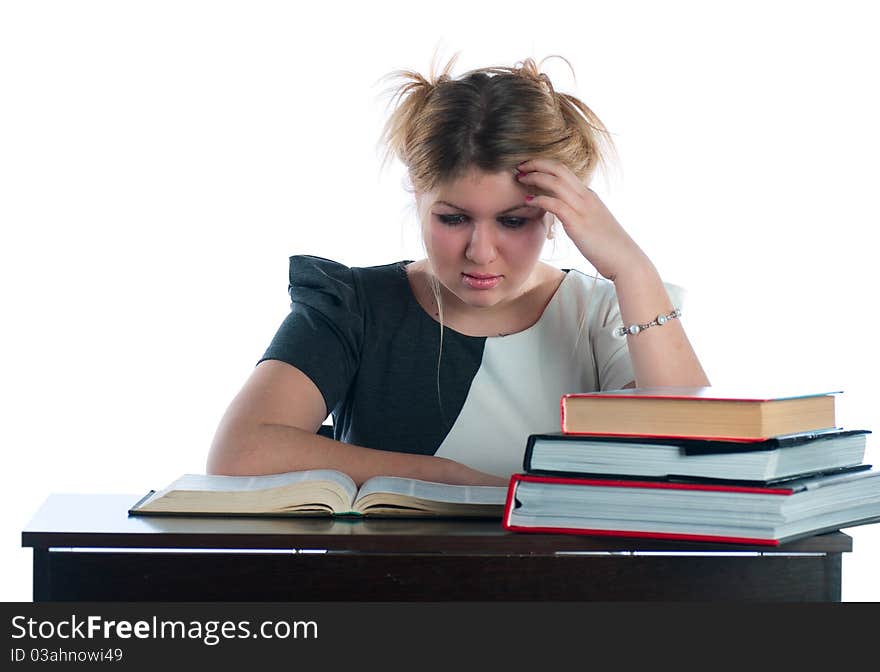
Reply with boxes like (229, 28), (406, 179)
(502, 387), (880, 545)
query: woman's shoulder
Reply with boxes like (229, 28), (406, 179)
(558, 266), (615, 303)
(287, 255), (413, 308)
(288, 255), (412, 283)
(286, 255), (354, 298)
(558, 266), (687, 321)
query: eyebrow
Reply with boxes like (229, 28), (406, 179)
(433, 200), (534, 214)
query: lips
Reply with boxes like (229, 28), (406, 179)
(462, 272), (502, 290)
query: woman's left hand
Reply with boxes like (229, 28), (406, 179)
(516, 158), (648, 281)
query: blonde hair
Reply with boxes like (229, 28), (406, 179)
(375, 48), (618, 192)
(373, 49), (616, 412)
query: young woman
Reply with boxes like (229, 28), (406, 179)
(206, 53), (710, 487)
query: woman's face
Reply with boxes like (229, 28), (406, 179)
(418, 166), (552, 313)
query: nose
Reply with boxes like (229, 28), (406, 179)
(465, 221), (498, 265)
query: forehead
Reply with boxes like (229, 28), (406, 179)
(423, 168), (519, 209)
(440, 167), (514, 190)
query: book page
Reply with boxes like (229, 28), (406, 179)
(356, 476), (507, 505)
(139, 469), (359, 512)
(157, 469), (356, 496)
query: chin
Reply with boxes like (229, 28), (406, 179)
(455, 289), (505, 309)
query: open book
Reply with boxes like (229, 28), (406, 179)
(129, 469), (508, 518)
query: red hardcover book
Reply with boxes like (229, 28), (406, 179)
(502, 468), (880, 546)
(559, 386), (841, 441)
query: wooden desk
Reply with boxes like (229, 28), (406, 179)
(22, 493), (851, 601)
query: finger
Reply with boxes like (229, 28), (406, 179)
(518, 170), (584, 207)
(525, 193), (577, 226)
(518, 158), (585, 194)
(518, 158), (557, 171)
(517, 157), (569, 179)
(517, 170), (560, 186)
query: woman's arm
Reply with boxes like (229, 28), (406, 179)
(611, 252), (710, 388)
(206, 360), (508, 487)
(516, 158), (710, 388)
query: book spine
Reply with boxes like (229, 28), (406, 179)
(522, 435), (538, 473)
(503, 474), (520, 525)
(127, 490), (157, 515)
(559, 395), (567, 433)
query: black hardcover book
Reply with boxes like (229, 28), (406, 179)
(522, 428), (871, 483)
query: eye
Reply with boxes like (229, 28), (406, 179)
(434, 214), (530, 228)
(436, 214), (466, 226)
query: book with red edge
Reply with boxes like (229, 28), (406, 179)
(501, 466), (880, 546)
(559, 386), (842, 441)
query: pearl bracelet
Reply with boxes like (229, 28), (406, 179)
(615, 308), (681, 337)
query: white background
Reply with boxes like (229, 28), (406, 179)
(1, 0), (877, 601)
